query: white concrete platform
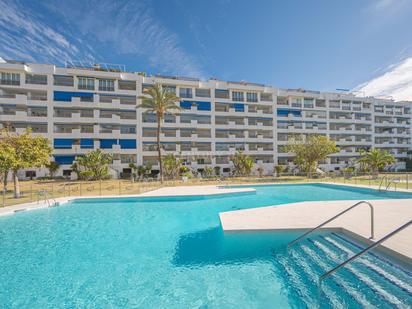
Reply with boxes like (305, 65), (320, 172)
(138, 185), (255, 197)
(220, 199), (412, 263)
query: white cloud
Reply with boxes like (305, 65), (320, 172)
(43, 0), (205, 78)
(0, 0), (97, 64)
(354, 57), (412, 101)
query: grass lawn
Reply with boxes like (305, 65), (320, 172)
(1, 173), (411, 207)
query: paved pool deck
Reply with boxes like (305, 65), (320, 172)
(220, 199), (412, 264)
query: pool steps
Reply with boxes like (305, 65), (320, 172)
(274, 233), (412, 308)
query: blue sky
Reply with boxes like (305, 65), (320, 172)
(1, 0), (412, 94)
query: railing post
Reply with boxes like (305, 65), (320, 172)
(30, 184), (33, 202)
(2, 189), (5, 207)
(79, 182), (82, 196)
(99, 180), (102, 196)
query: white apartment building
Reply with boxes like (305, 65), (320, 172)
(0, 60), (411, 179)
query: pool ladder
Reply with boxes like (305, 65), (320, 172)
(287, 200), (412, 293)
(37, 189), (57, 207)
(378, 176), (400, 192)
(287, 201), (375, 251)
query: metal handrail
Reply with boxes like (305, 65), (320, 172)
(287, 201), (374, 250)
(37, 189), (56, 207)
(385, 178), (399, 191)
(378, 176), (388, 191)
(319, 220), (412, 288)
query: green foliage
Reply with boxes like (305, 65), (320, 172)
(162, 154), (182, 179)
(45, 161), (60, 178)
(214, 166), (221, 176)
(231, 151), (254, 176)
(0, 139), (14, 191)
(357, 148), (395, 175)
(202, 166), (214, 178)
(128, 163), (151, 180)
(138, 84), (181, 182)
(274, 165), (286, 176)
(285, 135), (339, 177)
(75, 149), (113, 180)
(341, 167), (355, 178)
(179, 165), (189, 175)
(0, 128), (51, 197)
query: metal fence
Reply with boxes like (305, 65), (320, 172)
(1, 172), (411, 207)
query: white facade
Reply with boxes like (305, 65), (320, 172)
(0, 60), (411, 179)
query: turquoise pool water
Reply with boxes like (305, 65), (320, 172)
(0, 183), (411, 308)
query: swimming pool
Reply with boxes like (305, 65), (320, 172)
(0, 183), (411, 308)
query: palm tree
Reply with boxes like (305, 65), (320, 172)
(138, 84), (181, 182)
(357, 148), (395, 175)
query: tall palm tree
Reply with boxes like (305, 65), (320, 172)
(357, 148), (395, 175)
(138, 84), (181, 182)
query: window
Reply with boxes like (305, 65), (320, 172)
(142, 83), (153, 92)
(291, 98), (302, 107)
(78, 77), (94, 90)
(195, 88), (210, 98)
(232, 91), (244, 101)
(179, 87), (193, 98)
(118, 80), (136, 90)
(163, 85), (176, 94)
(261, 93), (272, 102)
(315, 99), (326, 108)
(54, 75), (74, 87)
(215, 89), (229, 99)
(63, 169), (72, 176)
(25, 74), (47, 85)
(246, 92), (258, 102)
(303, 98), (314, 108)
(98, 79), (115, 91)
(0, 72), (20, 85)
(25, 171), (36, 179)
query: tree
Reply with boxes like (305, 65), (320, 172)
(138, 84), (181, 183)
(0, 140), (14, 192)
(129, 163), (152, 180)
(285, 135), (339, 178)
(202, 166), (214, 178)
(129, 163), (137, 181)
(274, 165), (286, 177)
(162, 154), (181, 179)
(46, 161), (60, 178)
(75, 149), (113, 180)
(257, 166), (264, 178)
(0, 128), (51, 198)
(231, 151), (255, 176)
(357, 148), (395, 176)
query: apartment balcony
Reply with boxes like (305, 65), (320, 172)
(0, 93), (29, 105)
